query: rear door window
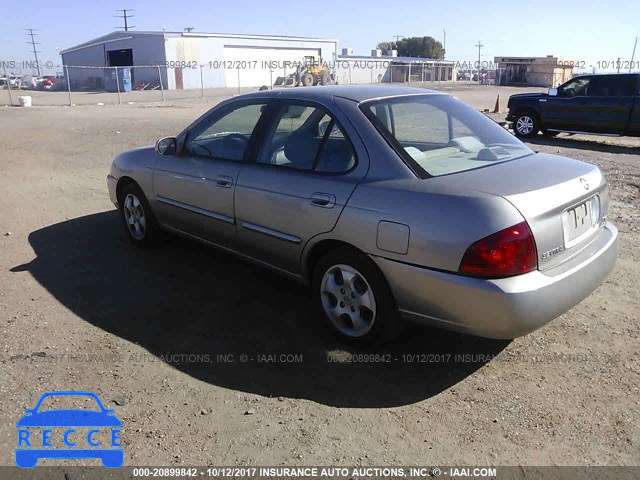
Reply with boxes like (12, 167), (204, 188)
(256, 102), (356, 173)
(587, 75), (636, 97)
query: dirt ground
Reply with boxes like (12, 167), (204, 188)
(0, 86), (638, 468)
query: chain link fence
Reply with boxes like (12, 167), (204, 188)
(2, 62), (483, 107)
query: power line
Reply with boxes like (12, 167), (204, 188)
(25, 28), (42, 76)
(115, 9), (135, 31)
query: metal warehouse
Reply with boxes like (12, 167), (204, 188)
(60, 31), (338, 90)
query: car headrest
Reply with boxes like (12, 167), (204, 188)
(284, 131), (319, 169)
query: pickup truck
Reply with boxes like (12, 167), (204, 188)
(506, 73), (640, 138)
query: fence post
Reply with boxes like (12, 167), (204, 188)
(65, 65), (72, 106)
(3, 65), (13, 106)
(157, 65), (165, 102)
(200, 65), (204, 99)
(115, 66), (121, 104)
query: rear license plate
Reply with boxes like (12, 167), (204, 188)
(563, 197), (598, 246)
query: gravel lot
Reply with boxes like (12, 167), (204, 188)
(0, 86), (638, 468)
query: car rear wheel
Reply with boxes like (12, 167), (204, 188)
(312, 247), (403, 345)
(513, 112), (539, 138)
(119, 183), (162, 248)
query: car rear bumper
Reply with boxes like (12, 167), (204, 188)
(107, 174), (118, 207)
(374, 222), (618, 339)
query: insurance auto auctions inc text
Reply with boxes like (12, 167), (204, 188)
(207, 466), (498, 478)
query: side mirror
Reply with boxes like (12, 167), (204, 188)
(548, 87), (558, 97)
(155, 137), (177, 155)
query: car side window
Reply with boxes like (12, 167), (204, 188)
(612, 76), (637, 96)
(315, 116), (356, 173)
(257, 103), (356, 173)
(560, 78), (590, 97)
(186, 103), (268, 161)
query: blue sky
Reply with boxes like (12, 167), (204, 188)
(3, 0), (639, 72)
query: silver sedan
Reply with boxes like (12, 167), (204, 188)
(107, 85), (618, 345)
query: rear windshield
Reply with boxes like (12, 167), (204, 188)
(360, 94), (533, 178)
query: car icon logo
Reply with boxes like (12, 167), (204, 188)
(580, 178), (589, 190)
(15, 391), (123, 468)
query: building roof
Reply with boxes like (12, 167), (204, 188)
(339, 54), (454, 65)
(61, 31), (338, 55)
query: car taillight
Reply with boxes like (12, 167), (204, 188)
(459, 221), (537, 278)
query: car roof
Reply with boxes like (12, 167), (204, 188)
(574, 73), (638, 79)
(240, 85), (447, 103)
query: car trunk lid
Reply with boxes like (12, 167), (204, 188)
(431, 152), (608, 272)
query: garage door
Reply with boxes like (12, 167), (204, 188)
(223, 46), (321, 88)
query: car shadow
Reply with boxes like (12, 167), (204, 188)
(526, 134), (640, 154)
(12, 211), (510, 408)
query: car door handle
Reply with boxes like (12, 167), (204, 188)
(310, 193), (336, 208)
(215, 175), (233, 188)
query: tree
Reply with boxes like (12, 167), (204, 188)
(376, 41), (397, 54)
(395, 36), (445, 59)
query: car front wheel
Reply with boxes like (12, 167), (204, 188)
(119, 183), (162, 247)
(513, 112), (540, 138)
(312, 247), (403, 345)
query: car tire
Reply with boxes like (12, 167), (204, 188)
(513, 111), (540, 138)
(312, 247), (404, 346)
(119, 183), (162, 248)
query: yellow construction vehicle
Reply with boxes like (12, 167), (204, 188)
(274, 55), (333, 87)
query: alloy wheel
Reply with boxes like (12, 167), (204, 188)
(123, 193), (147, 240)
(320, 264), (377, 337)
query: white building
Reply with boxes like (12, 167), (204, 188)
(60, 31), (338, 90)
(337, 54), (457, 85)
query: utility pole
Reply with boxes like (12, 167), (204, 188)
(630, 37), (638, 73)
(475, 40), (484, 85)
(443, 29), (446, 59)
(25, 29), (42, 76)
(115, 9), (135, 31)
(184, 27), (195, 33)
(394, 34), (404, 43)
